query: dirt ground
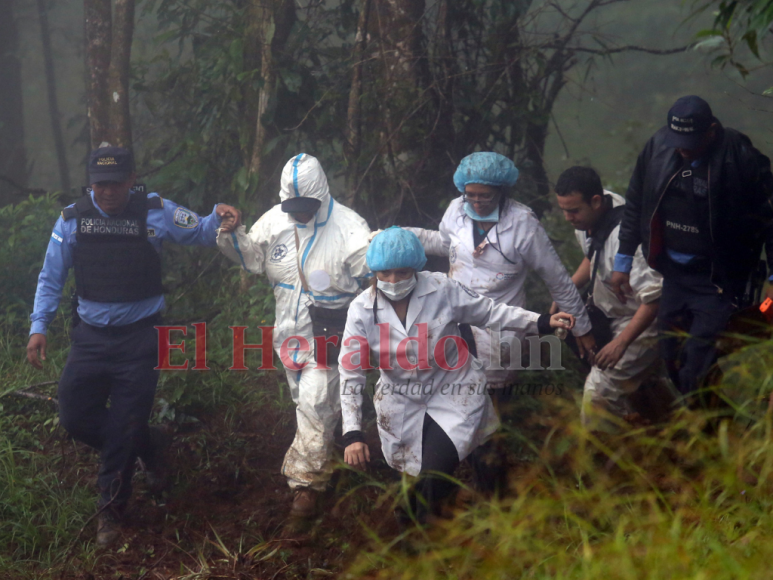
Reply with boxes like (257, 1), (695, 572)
(48, 376), (403, 580)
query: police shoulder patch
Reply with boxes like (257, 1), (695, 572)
(51, 230), (64, 246)
(173, 207), (199, 229)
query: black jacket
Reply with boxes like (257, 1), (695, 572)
(618, 122), (773, 298)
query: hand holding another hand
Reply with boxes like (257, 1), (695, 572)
(216, 204), (241, 234)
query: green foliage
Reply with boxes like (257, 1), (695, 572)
(0, 425), (94, 571)
(346, 375), (773, 579)
(131, 0), (638, 225)
(693, 0), (773, 80)
(0, 194), (67, 334)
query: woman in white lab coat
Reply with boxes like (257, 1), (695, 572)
(407, 152), (595, 381)
(405, 152), (595, 495)
(339, 227), (574, 523)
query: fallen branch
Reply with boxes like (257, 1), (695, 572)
(10, 391), (58, 405)
(18, 380), (59, 390)
(5, 380), (59, 406)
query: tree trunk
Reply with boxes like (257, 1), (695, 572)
(343, 0), (372, 206)
(244, 0), (296, 184)
(37, 0), (71, 192)
(107, 0), (135, 149)
(0, 0), (27, 204)
(84, 0), (112, 149)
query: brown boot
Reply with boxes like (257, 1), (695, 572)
(96, 509), (123, 547)
(290, 488), (319, 519)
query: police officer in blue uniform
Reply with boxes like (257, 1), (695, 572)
(26, 146), (239, 546)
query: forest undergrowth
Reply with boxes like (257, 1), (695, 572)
(4, 195), (773, 579)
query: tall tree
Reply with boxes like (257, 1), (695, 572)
(37, 0), (71, 192)
(243, 0), (296, 183)
(131, 0), (690, 228)
(84, 0), (136, 151)
(0, 0), (28, 204)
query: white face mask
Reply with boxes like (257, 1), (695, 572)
(377, 276), (417, 301)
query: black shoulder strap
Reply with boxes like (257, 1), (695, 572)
(587, 203), (626, 300)
(587, 204), (626, 261)
(61, 195), (95, 221)
(147, 195), (163, 210)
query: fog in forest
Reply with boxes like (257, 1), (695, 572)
(10, 0), (770, 195)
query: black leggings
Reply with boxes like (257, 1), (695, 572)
(467, 388), (511, 496)
(408, 413), (460, 524)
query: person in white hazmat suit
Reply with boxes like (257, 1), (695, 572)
(406, 152), (595, 387)
(339, 227), (575, 524)
(553, 166), (672, 423)
(217, 153), (371, 518)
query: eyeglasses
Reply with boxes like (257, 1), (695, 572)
(463, 192), (498, 203)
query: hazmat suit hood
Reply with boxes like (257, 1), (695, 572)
(279, 154), (332, 218)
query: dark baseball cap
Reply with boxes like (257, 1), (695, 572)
(664, 95), (715, 150)
(88, 146), (135, 184)
(281, 197), (322, 214)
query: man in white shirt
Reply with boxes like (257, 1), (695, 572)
(554, 166), (670, 422)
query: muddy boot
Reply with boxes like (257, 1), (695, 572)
(96, 508), (123, 547)
(141, 425), (172, 494)
(290, 488), (319, 519)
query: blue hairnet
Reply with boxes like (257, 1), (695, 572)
(367, 226), (427, 272)
(453, 152), (519, 193)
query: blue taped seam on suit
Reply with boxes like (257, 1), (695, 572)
(292, 153), (304, 197)
(231, 232), (250, 273)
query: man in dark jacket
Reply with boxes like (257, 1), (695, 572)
(610, 95), (773, 396)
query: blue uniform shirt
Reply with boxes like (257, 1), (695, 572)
(30, 191), (222, 335)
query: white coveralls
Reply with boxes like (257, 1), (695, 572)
(408, 197), (591, 384)
(217, 154), (371, 490)
(339, 272), (545, 476)
(575, 192), (663, 419)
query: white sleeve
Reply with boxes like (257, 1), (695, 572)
(216, 218), (269, 275)
(630, 247), (663, 304)
(338, 306), (369, 434)
(519, 216), (591, 336)
(404, 227), (449, 257)
(345, 222), (372, 281)
(446, 279), (540, 334)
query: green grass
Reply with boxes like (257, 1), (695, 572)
(345, 367), (773, 580)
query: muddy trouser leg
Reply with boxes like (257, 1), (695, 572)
(411, 413), (461, 524)
(58, 320), (158, 510)
(582, 317), (666, 426)
(468, 387), (511, 496)
(282, 365), (340, 491)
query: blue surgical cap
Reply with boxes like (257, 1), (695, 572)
(367, 226), (427, 272)
(453, 152), (519, 193)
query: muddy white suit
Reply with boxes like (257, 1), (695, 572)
(407, 197), (591, 384)
(217, 154), (371, 490)
(574, 192), (663, 418)
(339, 271), (547, 475)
